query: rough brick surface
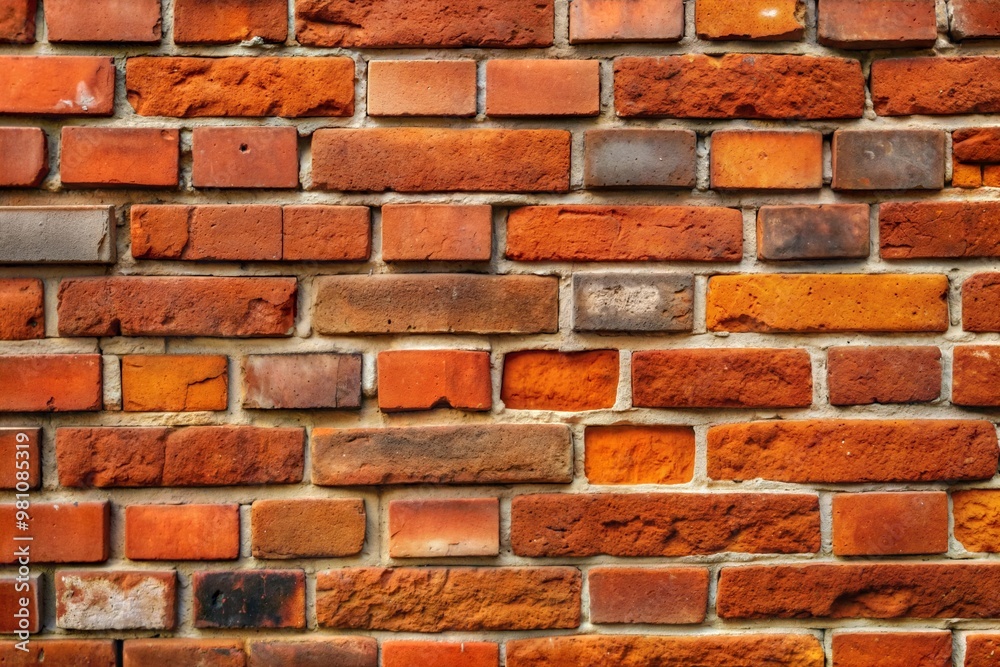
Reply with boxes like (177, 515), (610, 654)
(832, 492), (949, 555)
(122, 355), (228, 412)
(125, 505), (240, 560)
(872, 57), (1000, 116)
(570, 0), (684, 42)
(963, 273), (1000, 331)
(193, 570), (305, 628)
(757, 205), (870, 260)
(832, 632), (951, 667)
(963, 635), (1000, 667)
(0, 56), (115, 115)
(0, 0), (35, 43)
(378, 350), (492, 411)
(501, 350), (618, 411)
(585, 425), (695, 485)
(174, 0), (287, 44)
(131, 204), (283, 261)
(0, 640), (116, 666)
(589, 568), (709, 624)
(56, 571), (176, 630)
(953, 346), (1000, 406)
(243, 353), (361, 409)
(368, 60), (477, 117)
(0, 278), (43, 340)
(248, 639), (378, 667)
(45, 0), (161, 42)
(381, 204), (492, 261)
(388, 498), (500, 558)
(954, 490), (1000, 552)
(833, 130), (946, 190)
(951, 0), (1000, 38)
(572, 273), (693, 332)
(954, 128), (1000, 162)
(818, 0), (937, 48)
(696, 0), (803, 40)
(827, 346), (942, 405)
(710, 130), (823, 190)
(252, 498), (366, 558)
(584, 129), (696, 189)
(881, 202), (1000, 258)
(0, 206), (116, 264)
(0, 355), (102, 412)
(283, 205), (371, 261)
(0, 127), (47, 187)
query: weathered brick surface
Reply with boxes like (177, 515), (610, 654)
(0, 0), (35, 43)
(964, 635), (1000, 667)
(388, 498), (499, 558)
(381, 204), (492, 261)
(316, 567), (581, 631)
(123, 639), (246, 667)
(708, 420), (999, 483)
(0, 501), (108, 562)
(881, 202), (1000, 258)
(953, 346), (1000, 406)
(963, 273), (1000, 331)
(56, 571), (176, 630)
(954, 490), (1000, 552)
(174, 0), (287, 44)
(0, 206), (115, 263)
(573, 273), (693, 332)
(0, 355), (102, 412)
(818, 0), (937, 48)
(243, 353), (361, 409)
(368, 60), (477, 117)
(0, 127), (47, 187)
(585, 425), (695, 485)
(954, 128), (1000, 162)
(45, 0), (160, 42)
(710, 130), (822, 190)
(511, 493), (819, 557)
(589, 567), (709, 624)
(383, 641), (498, 667)
(615, 54), (865, 119)
(193, 570), (306, 628)
(831, 632), (951, 667)
(248, 639), (378, 667)
(283, 205), (371, 261)
(501, 350), (619, 411)
(125, 504), (240, 560)
(122, 355), (228, 412)
(696, 0), (803, 40)
(0, 278), (43, 340)
(311, 425), (572, 485)
(252, 498), (366, 559)
(872, 57), (1000, 115)
(0, 56), (115, 115)
(486, 60), (600, 117)
(833, 130), (946, 190)
(952, 0), (1000, 38)
(584, 129), (696, 189)
(131, 204), (283, 260)
(827, 346), (942, 405)
(832, 492), (949, 556)
(757, 205), (870, 260)
(378, 350), (491, 411)
(0, 640), (116, 666)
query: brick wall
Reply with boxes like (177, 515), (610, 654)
(2, 0), (1000, 665)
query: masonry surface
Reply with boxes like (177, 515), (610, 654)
(2, 0), (1000, 665)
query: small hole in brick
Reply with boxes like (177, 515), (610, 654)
(239, 144), (249, 153)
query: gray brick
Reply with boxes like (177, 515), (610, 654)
(584, 129), (696, 189)
(0, 206), (115, 263)
(757, 205), (870, 261)
(573, 273), (693, 332)
(832, 130), (945, 191)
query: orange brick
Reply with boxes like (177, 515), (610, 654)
(502, 350), (619, 411)
(832, 492), (948, 556)
(832, 632), (951, 667)
(174, 0), (288, 44)
(953, 158), (983, 188)
(486, 60), (600, 117)
(0, 640), (117, 665)
(45, 0), (161, 42)
(0, 502), (109, 563)
(192, 126), (298, 189)
(711, 130), (822, 190)
(122, 355), (228, 412)
(283, 206), (371, 261)
(819, 0), (937, 49)
(61, 127), (178, 188)
(954, 490), (1000, 552)
(0, 278), (43, 340)
(0, 56), (115, 115)
(252, 498), (365, 558)
(0, 575), (40, 633)
(967, 635), (1000, 667)
(873, 57), (1000, 116)
(570, 0), (684, 42)
(388, 498), (500, 558)
(124, 639), (246, 667)
(696, 0), (804, 40)
(0, 355), (102, 412)
(589, 567), (708, 625)
(382, 204), (492, 261)
(131, 204), (283, 261)
(0, 0), (35, 43)
(383, 641), (499, 667)
(0, 428), (39, 490)
(125, 504), (240, 560)
(707, 274), (949, 333)
(986, 164), (1000, 187)
(954, 346), (1000, 406)
(368, 60), (477, 117)
(378, 350), (492, 412)
(585, 425), (695, 485)
(0, 127), (47, 187)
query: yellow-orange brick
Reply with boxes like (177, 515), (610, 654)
(711, 131), (823, 190)
(585, 425), (695, 485)
(122, 355), (228, 412)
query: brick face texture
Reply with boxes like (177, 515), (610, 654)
(4, 1), (1000, 659)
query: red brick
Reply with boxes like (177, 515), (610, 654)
(252, 498), (365, 558)
(717, 563), (1000, 619)
(819, 0), (937, 48)
(0, 355), (101, 412)
(243, 353), (361, 410)
(192, 127), (298, 189)
(696, 0), (804, 40)
(56, 570), (176, 630)
(708, 419), (998, 483)
(0, 127), (47, 187)
(0, 278), (43, 340)
(248, 639), (378, 667)
(295, 0), (554, 48)
(569, 0), (683, 42)
(507, 205), (743, 262)
(502, 350), (619, 411)
(507, 635), (824, 667)
(311, 424), (572, 486)
(757, 205), (870, 261)
(827, 346), (941, 405)
(0, 0), (35, 43)
(881, 201), (1000, 258)
(389, 498), (499, 558)
(193, 570), (305, 629)
(963, 273), (1000, 331)
(954, 128), (1000, 162)
(0, 575), (40, 633)
(314, 274), (558, 334)
(0, 502), (108, 563)
(632, 348), (812, 409)
(368, 60), (476, 117)
(383, 642), (498, 667)
(832, 632), (951, 667)
(382, 204), (492, 261)
(125, 504), (239, 561)
(316, 567), (581, 631)
(965, 634), (1000, 667)
(45, 0), (160, 42)
(707, 274), (949, 333)
(711, 130), (822, 190)
(585, 425), (695, 485)
(283, 205), (371, 261)
(615, 54), (865, 119)
(174, 0), (287, 44)
(0, 428), (39, 490)
(60, 127), (178, 187)
(312, 128), (570, 192)
(56, 425), (305, 488)
(833, 129), (946, 190)
(952, 0), (1000, 38)
(589, 567), (708, 625)
(0, 56), (114, 115)
(873, 57), (1000, 115)
(954, 346), (1000, 406)
(0, 640), (116, 666)
(486, 60), (600, 117)
(378, 350), (491, 412)
(127, 56), (354, 117)
(955, 490), (1000, 552)
(512, 493), (819, 557)
(131, 205), (283, 261)
(832, 492), (948, 556)
(124, 639), (246, 667)
(58, 276), (297, 337)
